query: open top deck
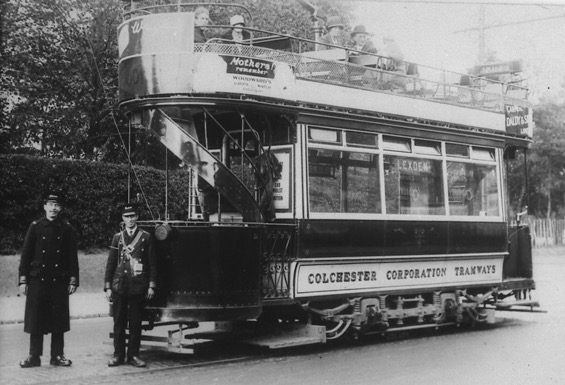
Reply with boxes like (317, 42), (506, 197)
(117, 3), (532, 142)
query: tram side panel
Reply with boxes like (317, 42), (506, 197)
(298, 219), (508, 258)
(143, 224), (263, 323)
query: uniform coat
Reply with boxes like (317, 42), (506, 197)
(18, 217), (79, 334)
(104, 227), (156, 359)
(104, 228), (157, 295)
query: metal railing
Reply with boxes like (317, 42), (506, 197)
(194, 42), (529, 113)
(120, 0), (530, 113)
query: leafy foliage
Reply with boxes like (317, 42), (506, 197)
(528, 100), (565, 217)
(0, 155), (192, 254)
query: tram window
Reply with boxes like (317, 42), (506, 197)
(471, 147), (496, 161)
(447, 162), (499, 216)
(382, 135), (411, 152)
(383, 155), (445, 215)
(309, 128), (342, 144)
(446, 143), (469, 158)
(308, 149), (381, 214)
(346, 132), (378, 148)
(414, 139), (441, 156)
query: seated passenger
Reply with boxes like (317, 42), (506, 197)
(381, 36), (405, 73)
(194, 6), (210, 43)
(380, 35), (406, 91)
(347, 25), (377, 55)
(318, 16), (347, 50)
(221, 15), (251, 44)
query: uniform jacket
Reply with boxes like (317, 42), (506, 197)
(18, 217), (79, 334)
(104, 228), (157, 296)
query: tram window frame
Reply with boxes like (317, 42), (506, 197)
(471, 146), (496, 161)
(383, 153), (446, 216)
(445, 157), (501, 218)
(414, 139), (441, 156)
(446, 143), (470, 158)
(346, 131), (379, 148)
(305, 126), (503, 221)
(307, 146), (382, 216)
(308, 127), (342, 144)
(382, 135), (411, 152)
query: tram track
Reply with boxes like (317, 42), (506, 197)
(36, 318), (529, 385)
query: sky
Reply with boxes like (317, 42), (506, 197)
(349, 0), (565, 102)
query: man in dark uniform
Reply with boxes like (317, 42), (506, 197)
(104, 203), (156, 368)
(18, 191), (79, 368)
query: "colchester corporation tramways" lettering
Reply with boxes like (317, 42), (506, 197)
(308, 271), (377, 284)
(455, 264), (496, 276)
(386, 267), (446, 280)
(304, 263), (498, 287)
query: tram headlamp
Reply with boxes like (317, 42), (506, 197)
(155, 223), (172, 241)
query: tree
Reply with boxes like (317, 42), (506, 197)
(2, 0), (355, 165)
(528, 99), (565, 218)
(1, 0), (126, 160)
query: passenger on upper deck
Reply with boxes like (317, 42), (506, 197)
(221, 15), (251, 44)
(378, 36), (407, 91)
(381, 35), (405, 74)
(318, 16), (347, 50)
(347, 25), (377, 55)
(194, 6), (210, 43)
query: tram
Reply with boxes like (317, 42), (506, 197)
(116, 1), (539, 351)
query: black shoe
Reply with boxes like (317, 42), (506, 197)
(50, 355), (72, 366)
(127, 356), (146, 368)
(20, 356), (41, 368)
(107, 356), (125, 367)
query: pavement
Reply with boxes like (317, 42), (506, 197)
(0, 292), (110, 324)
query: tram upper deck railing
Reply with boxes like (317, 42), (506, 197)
(119, 1), (530, 115)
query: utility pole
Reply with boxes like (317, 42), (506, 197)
(455, 6), (565, 64)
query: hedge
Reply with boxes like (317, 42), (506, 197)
(0, 154), (191, 254)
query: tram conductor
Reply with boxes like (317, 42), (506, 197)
(104, 203), (156, 368)
(18, 191), (79, 368)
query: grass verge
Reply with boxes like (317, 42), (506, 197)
(0, 251), (107, 297)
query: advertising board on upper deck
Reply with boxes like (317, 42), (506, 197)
(117, 12), (195, 100)
(193, 53), (296, 99)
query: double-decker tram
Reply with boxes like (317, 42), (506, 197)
(116, 1), (539, 351)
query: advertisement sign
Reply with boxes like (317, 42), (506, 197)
(505, 104), (530, 136)
(272, 150), (291, 210)
(193, 54), (296, 99)
(472, 61), (522, 76)
(294, 257), (504, 297)
(117, 13), (195, 99)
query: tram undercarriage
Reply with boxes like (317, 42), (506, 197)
(131, 285), (540, 353)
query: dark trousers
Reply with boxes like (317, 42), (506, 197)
(30, 332), (64, 357)
(112, 292), (144, 359)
